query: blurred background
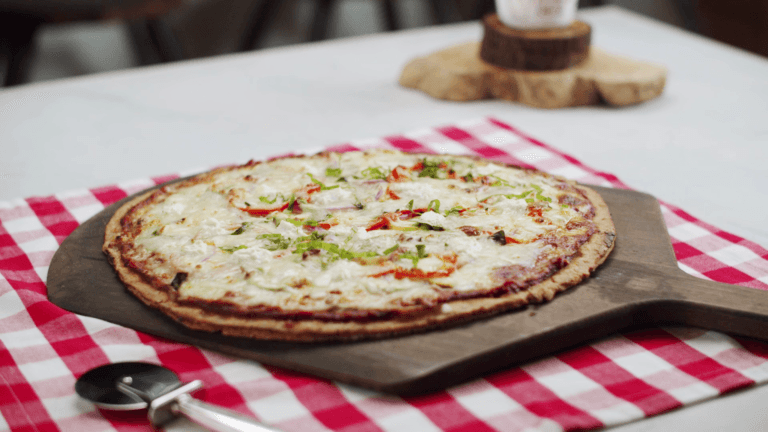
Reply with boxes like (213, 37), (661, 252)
(0, 0), (765, 87)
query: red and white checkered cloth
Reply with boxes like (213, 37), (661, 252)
(2, 117), (768, 432)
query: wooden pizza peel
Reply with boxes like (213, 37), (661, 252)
(47, 185), (768, 395)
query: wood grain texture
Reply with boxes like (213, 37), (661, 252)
(47, 185), (768, 394)
(399, 42), (667, 109)
(479, 15), (591, 70)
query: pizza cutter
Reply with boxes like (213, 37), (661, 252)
(75, 362), (280, 432)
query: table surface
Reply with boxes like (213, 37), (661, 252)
(2, 5), (768, 431)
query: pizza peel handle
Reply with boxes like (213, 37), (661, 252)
(650, 272), (768, 341)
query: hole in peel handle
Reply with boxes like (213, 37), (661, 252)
(172, 393), (282, 432)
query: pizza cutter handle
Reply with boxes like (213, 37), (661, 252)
(146, 380), (281, 432)
(172, 393), (281, 432)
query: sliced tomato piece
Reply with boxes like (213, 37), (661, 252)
(387, 166), (410, 182)
(305, 222), (336, 230)
(366, 216), (390, 231)
(386, 187), (401, 200)
(527, 207), (543, 218)
(242, 201), (290, 216)
(369, 268), (455, 279)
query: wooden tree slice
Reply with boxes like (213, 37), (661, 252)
(480, 14), (591, 71)
(399, 42), (667, 109)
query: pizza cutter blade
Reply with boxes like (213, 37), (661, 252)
(75, 362), (280, 432)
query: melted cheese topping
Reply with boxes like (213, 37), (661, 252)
(122, 150), (595, 313)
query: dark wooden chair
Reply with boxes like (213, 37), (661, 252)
(0, 0), (186, 86)
(238, 0), (405, 51)
(696, 0), (766, 56)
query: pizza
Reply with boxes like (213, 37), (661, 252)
(103, 149), (615, 341)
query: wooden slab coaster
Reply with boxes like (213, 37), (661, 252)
(480, 14), (591, 71)
(399, 42), (668, 109)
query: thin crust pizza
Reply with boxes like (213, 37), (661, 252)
(103, 150), (615, 341)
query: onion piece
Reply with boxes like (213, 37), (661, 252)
(200, 246), (216, 262)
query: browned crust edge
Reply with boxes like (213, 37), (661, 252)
(103, 154), (616, 342)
